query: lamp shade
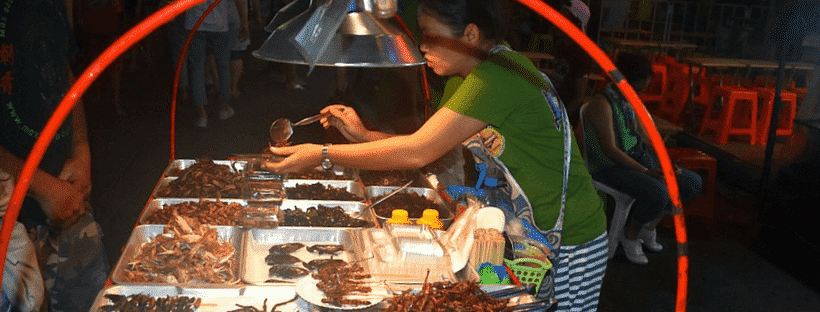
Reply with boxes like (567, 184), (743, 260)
(252, 9), (425, 68)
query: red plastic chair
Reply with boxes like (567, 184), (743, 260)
(751, 87), (797, 146)
(698, 85), (758, 145)
(667, 147), (716, 220)
(639, 63), (668, 107)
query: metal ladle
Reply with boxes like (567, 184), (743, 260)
(269, 113), (329, 145)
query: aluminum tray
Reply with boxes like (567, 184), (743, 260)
(90, 285), (302, 312)
(151, 177), (244, 200)
(240, 227), (365, 285)
(284, 180), (366, 202)
(278, 200), (377, 228)
(137, 198), (247, 226)
(163, 159), (246, 177)
(366, 186), (455, 229)
(285, 165), (358, 181)
(111, 225), (242, 287)
(358, 169), (429, 188)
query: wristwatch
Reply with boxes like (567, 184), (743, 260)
(321, 145), (333, 170)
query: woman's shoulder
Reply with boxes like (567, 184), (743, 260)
(581, 94), (613, 124)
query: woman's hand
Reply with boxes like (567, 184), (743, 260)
(320, 105), (369, 143)
(645, 168), (665, 180)
(263, 143), (323, 173)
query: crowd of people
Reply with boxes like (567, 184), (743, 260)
(0, 0), (703, 311)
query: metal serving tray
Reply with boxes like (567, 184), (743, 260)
(151, 177), (245, 200)
(111, 225), (242, 287)
(365, 186), (455, 229)
(240, 227), (364, 285)
(278, 200), (377, 228)
(163, 159), (246, 177)
(358, 169), (429, 188)
(90, 285), (302, 312)
(137, 198), (247, 226)
(283, 180), (366, 202)
(285, 165), (358, 181)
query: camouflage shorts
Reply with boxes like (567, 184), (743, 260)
(28, 210), (109, 312)
(2, 222), (44, 312)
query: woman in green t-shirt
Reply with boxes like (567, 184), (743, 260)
(265, 0), (607, 309)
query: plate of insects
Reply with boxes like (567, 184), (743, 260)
(295, 264), (389, 311)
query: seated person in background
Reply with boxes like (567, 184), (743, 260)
(581, 52), (702, 265)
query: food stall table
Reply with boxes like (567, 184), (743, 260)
(96, 158), (544, 311)
(519, 51), (555, 71)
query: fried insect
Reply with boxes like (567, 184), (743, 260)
(289, 168), (352, 180)
(268, 242), (304, 254)
(100, 294), (202, 312)
(372, 192), (441, 219)
(358, 170), (422, 187)
(143, 199), (243, 226)
(312, 263), (372, 307)
(268, 265), (309, 279)
(306, 244), (345, 255)
(285, 183), (363, 201)
(228, 299), (267, 312)
(384, 280), (512, 312)
(304, 258), (347, 271)
(158, 158), (243, 198)
(280, 206), (372, 228)
(271, 296), (298, 312)
(264, 253), (303, 266)
(124, 212), (238, 284)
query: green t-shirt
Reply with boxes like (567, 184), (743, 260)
(442, 51), (606, 245)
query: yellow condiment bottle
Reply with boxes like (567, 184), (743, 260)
(386, 209), (412, 225)
(416, 209), (443, 229)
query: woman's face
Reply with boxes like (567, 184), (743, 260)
(417, 10), (481, 78)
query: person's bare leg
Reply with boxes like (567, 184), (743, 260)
(206, 54), (218, 96)
(231, 58), (243, 97)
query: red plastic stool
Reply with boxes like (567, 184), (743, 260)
(640, 63), (668, 107)
(655, 63), (710, 126)
(667, 147), (716, 219)
(698, 85), (758, 145)
(752, 88), (797, 146)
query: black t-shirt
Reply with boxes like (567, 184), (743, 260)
(0, 0), (80, 225)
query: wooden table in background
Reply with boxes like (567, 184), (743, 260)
(519, 51), (554, 70)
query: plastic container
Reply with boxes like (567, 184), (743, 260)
(386, 209), (412, 225)
(416, 209), (443, 229)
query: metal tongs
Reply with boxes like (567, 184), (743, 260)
(367, 181), (413, 209)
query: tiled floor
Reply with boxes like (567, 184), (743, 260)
(76, 36), (820, 311)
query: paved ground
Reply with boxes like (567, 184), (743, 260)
(75, 31), (820, 311)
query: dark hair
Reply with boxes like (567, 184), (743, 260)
(417, 0), (510, 44)
(615, 53), (653, 86)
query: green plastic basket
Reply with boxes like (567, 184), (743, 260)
(504, 257), (552, 294)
